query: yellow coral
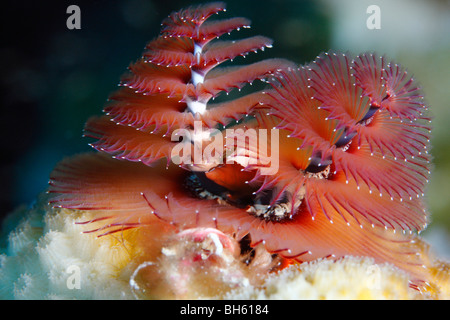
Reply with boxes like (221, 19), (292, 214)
(225, 257), (422, 300)
(425, 261), (450, 299)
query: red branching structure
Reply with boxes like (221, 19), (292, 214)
(49, 3), (437, 288)
(83, 2), (289, 166)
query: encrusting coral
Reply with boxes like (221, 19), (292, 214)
(1, 196), (448, 299)
(1, 2), (449, 300)
(226, 256), (426, 300)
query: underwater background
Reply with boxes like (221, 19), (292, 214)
(1, 0), (449, 256)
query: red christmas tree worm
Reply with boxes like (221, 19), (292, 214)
(48, 3), (437, 288)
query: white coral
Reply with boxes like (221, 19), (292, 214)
(0, 196), (135, 299)
(225, 256), (422, 300)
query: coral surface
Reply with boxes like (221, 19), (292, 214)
(1, 2), (449, 300)
(1, 197), (448, 299)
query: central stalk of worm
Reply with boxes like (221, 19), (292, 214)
(186, 41), (208, 115)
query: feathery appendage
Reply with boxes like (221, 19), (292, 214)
(260, 52), (431, 220)
(48, 152), (431, 283)
(48, 153), (186, 237)
(85, 1), (293, 166)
